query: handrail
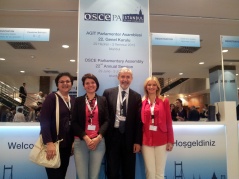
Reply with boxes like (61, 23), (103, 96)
(158, 78), (182, 88)
(0, 81), (36, 108)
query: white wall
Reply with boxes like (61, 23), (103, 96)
(0, 75), (40, 93)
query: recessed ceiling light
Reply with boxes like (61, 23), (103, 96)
(30, 55), (35, 59)
(236, 74), (238, 76)
(222, 49), (228, 53)
(20, 71), (25, 73)
(179, 73), (183, 75)
(0, 58), (6, 61)
(62, 45), (69, 48)
(70, 59), (75, 62)
(199, 62), (204, 65)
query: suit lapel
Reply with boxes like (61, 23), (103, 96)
(112, 87), (118, 115)
(127, 89), (133, 116)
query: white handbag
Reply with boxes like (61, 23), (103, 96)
(29, 94), (63, 168)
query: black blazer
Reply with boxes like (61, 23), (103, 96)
(19, 86), (27, 97)
(71, 94), (109, 140)
(103, 87), (142, 147)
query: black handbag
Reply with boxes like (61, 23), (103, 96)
(216, 103), (221, 121)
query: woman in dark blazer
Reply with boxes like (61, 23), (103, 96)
(71, 73), (109, 179)
(40, 72), (75, 179)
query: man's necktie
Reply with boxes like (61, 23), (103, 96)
(119, 91), (126, 133)
(121, 91), (126, 116)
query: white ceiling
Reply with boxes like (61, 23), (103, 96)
(0, 0), (239, 79)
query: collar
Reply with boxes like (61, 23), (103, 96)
(118, 85), (129, 94)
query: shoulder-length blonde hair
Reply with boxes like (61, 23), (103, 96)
(143, 76), (162, 99)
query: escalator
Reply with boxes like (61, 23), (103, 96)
(0, 81), (31, 115)
(160, 78), (189, 95)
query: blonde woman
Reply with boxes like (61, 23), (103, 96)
(141, 76), (174, 179)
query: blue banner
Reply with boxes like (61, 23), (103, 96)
(0, 124), (227, 179)
(152, 33), (200, 47)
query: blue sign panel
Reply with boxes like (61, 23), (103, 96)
(78, 0), (150, 96)
(222, 36), (239, 48)
(152, 33), (200, 47)
(0, 28), (50, 41)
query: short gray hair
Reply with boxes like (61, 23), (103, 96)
(118, 67), (133, 76)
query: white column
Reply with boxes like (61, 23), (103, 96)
(217, 101), (239, 178)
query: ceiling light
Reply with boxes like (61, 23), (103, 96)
(222, 49), (228, 53)
(236, 74), (238, 76)
(199, 62), (204, 65)
(70, 59), (75, 62)
(30, 55), (35, 59)
(62, 45), (69, 48)
(179, 73), (183, 75)
(20, 71), (25, 73)
(0, 58), (6, 61)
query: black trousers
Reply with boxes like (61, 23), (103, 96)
(20, 97), (26, 105)
(106, 129), (136, 179)
(45, 147), (71, 179)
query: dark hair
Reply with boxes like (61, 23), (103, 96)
(17, 108), (23, 113)
(55, 72), (74, 87)
(81, 73), (99, 91)
(170, 103), (175, 107)
(176, 98), (182, 104)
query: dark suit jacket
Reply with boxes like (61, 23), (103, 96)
(19, 85), (27, 97)
(71, 94), (109, 140)
(188, 109), (200, 121)
(103, 87), (142, 148)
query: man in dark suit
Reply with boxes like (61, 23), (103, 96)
(19, 83), (27, 105)
(188, 106), (200, 121)
(103, 67), (142, 179)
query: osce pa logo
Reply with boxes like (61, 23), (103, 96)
(84, 13), (112, 21)
(84, 9), (144, 23)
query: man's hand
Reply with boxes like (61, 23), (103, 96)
(133, 144), (141, 153)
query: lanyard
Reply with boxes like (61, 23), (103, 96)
(85, 96), (97, 125)
(56, 91), (71, 110)
(148, 99), (155, 124)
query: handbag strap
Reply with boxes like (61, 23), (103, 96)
(217, 102), (220, 113)
(55, 94), (60, 136)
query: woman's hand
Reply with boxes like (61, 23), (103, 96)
(90, 135), (102, 150)
(83, 135), (95, 150)
(46, 142), (56, 160)
(71, 142), (74, 156)
(166, 143), (174, 151)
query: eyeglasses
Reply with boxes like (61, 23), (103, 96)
(58, 80), (71, 84)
